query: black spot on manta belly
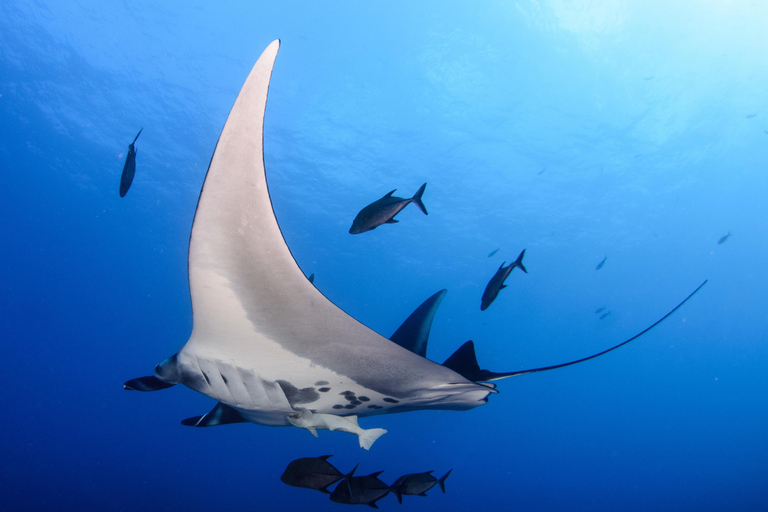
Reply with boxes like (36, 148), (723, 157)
(318, 387), (330, 393)
(350, 400), (361, 405)
(343, 395), (357, 402)
(358, 396), (370, 402)
(333, 404), (344, 410)
(340, 390), (355, 396)
(367, 404), (383, 409)
(315, 381), (329, 386)
(343, 404), (356, 409)
(383, 397), (399, 403)
(276, 380), (320, 406)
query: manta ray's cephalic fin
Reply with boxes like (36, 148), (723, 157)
(123, 375), (176, 392)
(181, 402), (249, 427)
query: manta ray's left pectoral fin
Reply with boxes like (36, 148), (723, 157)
(181, 402), (248, 427)
(123, 375), (176, 392)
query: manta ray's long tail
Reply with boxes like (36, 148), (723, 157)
(445, 279), (708, 381)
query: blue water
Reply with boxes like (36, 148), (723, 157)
(1, 1), (767, 510)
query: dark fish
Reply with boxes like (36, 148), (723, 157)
(349, 183), (427, 234)
(537, 168), (546, 175)
(280, 455), (350, 494)
(595, 307), (606, 314)
(390, 289), (447, 358)
(119, 128), (143, 197)
(392, 470), (451, 504)
(599, 311), (612, 320)
(487, 248), (500, 257)
(330, 470), (391, 508)
(480, 249), (527, 311)
(308, 273), (315, 284)
(717, 231), (731, 245)
(595, 255), (607, 270)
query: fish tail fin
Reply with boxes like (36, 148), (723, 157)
(358, 427), (388, 450)
(345, 463), (359, 480)
(393, 487), (403, 504)
(514, 248), (527, 273)
(438, 469), (453, 493)
(411, 182), (428, 215)
(342, 463), (359, 498)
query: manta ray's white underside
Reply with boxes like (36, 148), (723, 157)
(150, 40), (494, 434)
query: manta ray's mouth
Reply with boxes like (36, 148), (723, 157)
(380, 382), (497, 413)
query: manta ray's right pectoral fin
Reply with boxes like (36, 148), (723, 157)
(123, 376), (176, 392)
(181, 402), (248, 427)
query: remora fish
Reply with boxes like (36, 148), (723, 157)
(280, 455), (351, 494)
(717, 231), (731, 245)
(330, 470), (392, 508)
(595, 255), (607, 270)
(392, 470), (452, 503)
(287, 410), (387, 450)
(349, 183), (427, 234)
(123, 40), (708, 449)
(119, 129), (142, 197)
(480, 249), (527, 311)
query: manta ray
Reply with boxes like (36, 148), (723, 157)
(124, 40), (706, 450)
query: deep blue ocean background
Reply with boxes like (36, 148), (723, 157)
(1, 1), (767, 511)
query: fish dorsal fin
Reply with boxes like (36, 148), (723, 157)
(368, 471), (385, 478)
(383, 189), (397, 198)
(182, 40), (473, 398)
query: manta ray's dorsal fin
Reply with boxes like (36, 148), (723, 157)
(181, 39), (479, 400)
